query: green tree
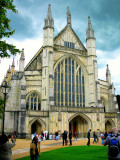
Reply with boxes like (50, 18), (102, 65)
(0, 0), (20, 57)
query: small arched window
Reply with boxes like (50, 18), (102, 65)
(26, 92), (41, 110)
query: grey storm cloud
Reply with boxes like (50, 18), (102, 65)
(7, 0), (120, 52)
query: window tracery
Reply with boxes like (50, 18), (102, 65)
(26, 92), (41, 110)
(54, 57), (85, 107)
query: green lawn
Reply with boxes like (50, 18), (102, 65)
(17, 146), (108, 160)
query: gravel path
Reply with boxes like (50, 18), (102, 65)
(12, 138), (103, 159)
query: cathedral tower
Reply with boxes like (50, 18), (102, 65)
(41, 4), (54, 111)
(86, 17), (101, 107)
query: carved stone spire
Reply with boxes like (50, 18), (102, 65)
(67, 7), (71, 27)
(11, 58), (15, 67)
(86, 16), (95, 39)
(19, 48), (25, 72)
(20, 48), (25, 60)
(44, 4), (54, 29)
(106, 64), (110, 75)
(106, 64), (111, 84)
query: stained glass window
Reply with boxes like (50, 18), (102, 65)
(64, 41), (75, 49)
(54, 57), (85, 107)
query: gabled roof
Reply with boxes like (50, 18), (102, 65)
(24, 47), (43, 71)
(54, 25), (87, 51)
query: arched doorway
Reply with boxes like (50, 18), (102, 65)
(69, 115), (89, 138)
(31, 120), (42, 134)
(105, 119), (115, 132)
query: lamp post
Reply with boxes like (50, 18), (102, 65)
(1, 81), (10, 135)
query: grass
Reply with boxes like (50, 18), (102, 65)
(17, 146), (108, 160)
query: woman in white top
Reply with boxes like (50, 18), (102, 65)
(36, 133), (41, 143)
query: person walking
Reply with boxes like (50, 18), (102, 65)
(30, 136), (40, 160)
(41, 131), (44, 141)
(69, 131), (72, 146)
(74, 131), (77, 141)
(93, 131), (96, 143)
(62, 131), (67, 146)
(0, 134), (16, 160)
(96, 133), (99, 143)
(87, 129), (91, 146)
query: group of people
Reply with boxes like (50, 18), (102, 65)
(33, 130), (47, 143)
(1, 128), (120, 160)
(62, 130), (77, 146)
(87, 128), (120, 160)
(93, 131), (99, 143)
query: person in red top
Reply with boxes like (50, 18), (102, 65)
(74, 131), (77, 141)
(45, 133), (47, 140)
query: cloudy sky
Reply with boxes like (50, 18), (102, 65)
(0, 0), (120, 94)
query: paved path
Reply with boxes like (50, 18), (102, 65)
(12, 142), (63, 155)
(12, 138), (103, 160)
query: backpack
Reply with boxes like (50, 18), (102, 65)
(109, 136), (119, 157)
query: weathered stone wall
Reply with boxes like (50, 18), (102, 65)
(48, 106), (106, 134)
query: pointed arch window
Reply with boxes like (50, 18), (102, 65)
(54, 57), (85, 107)
(26, 92), (41, 110)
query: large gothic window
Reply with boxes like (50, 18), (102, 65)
(54, 57), (85, 107)
(26, 92), (41, 110)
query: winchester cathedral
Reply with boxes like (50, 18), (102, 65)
(0, 4), (119, 137)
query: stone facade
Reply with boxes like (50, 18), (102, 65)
(0, 5), (119, 137)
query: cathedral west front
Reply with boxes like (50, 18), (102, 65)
(0, 4), (119, 138)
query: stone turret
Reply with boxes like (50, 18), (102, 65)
(86, 16), (100, 107)
(106, 64), (111, 84)
(42, 4), (54, 112)
(44, 4), (54, 29)
(86, 16), (95, 40)
(43, 4), (54, 47)
(86, 16), (96, 56)
(67, 7), (71, 27)
(19, 48), (25, 72)
(11, 58), (15, 75)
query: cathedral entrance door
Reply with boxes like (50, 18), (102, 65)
(73, 122), (76, 136)
(105, 120), (114, 132)
(69, 115), (88, 138)
(31, 120), (42, 134)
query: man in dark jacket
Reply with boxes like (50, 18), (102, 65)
(62, 131), (67, 146)
(69, 131), (72, 146)
(87, 129), (91, 146)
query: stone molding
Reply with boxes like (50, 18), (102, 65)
(105, 112), (117, 118)
(50, 106), (104, 113)
(26, 111), (49, 117)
